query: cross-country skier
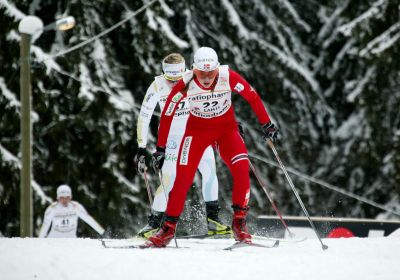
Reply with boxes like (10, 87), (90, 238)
(146, 47), (279, 247)
(38, 185), (105, 238)
(134, 53), (231, 239)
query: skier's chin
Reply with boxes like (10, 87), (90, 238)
(199, 81), (212, 88)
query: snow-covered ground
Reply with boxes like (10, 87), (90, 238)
(1, 235), (399, 280)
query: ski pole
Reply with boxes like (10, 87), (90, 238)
(158, 170), (178, 248)
(248, 159), (294, 238)
(266, 139), (328, 250)
(143, 168), (153, 207)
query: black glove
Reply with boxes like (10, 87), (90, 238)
(152, 146), (166, 172)
(134, 148), (146, 174)
(237, 122), (245, 140)
(262, 121), (279, 142)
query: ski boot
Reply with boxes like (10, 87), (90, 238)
(206, 201), (232, 236)
(232, 205), (252, 243)
(146, 216), (179, 247)
(136, 211), (164, 239)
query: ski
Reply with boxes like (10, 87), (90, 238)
(102, 243), (143, 249)
(176, 233), (306, 243)
(252, 235), (307, 243)
(223, 240), (279, 251)
(101, 239), (146, 249)
(101, 239), (279, 250)
(101, 239), (186, 249)
(176, 233), (232, 239)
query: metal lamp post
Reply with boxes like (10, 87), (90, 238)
(18, 16), (75, 237)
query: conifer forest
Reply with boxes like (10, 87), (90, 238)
(0, 0), (399, 237)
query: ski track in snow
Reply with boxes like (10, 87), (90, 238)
(0, 237), (399, 280)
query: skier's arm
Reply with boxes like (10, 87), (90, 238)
(137, 81), (160, 148)
(76, 203), (105, 236)
(38, 206), (54, 238)
(156, 79), (187, 147)
(228, 69), (271, 125)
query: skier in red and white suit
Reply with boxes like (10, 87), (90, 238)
(147, 47), (279, 247)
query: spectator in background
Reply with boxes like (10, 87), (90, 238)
(38, 184), (105, 238)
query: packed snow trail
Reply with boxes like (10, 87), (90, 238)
(0, 236), (399, 280)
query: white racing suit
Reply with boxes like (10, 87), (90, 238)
(137, 74), (219, 212)
(38, 201), (105, 238)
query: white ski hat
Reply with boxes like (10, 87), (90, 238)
(193, 47), (219, 72)
(57, 184), (72, 198)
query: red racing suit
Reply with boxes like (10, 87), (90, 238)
(157, 65), (271, 217)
